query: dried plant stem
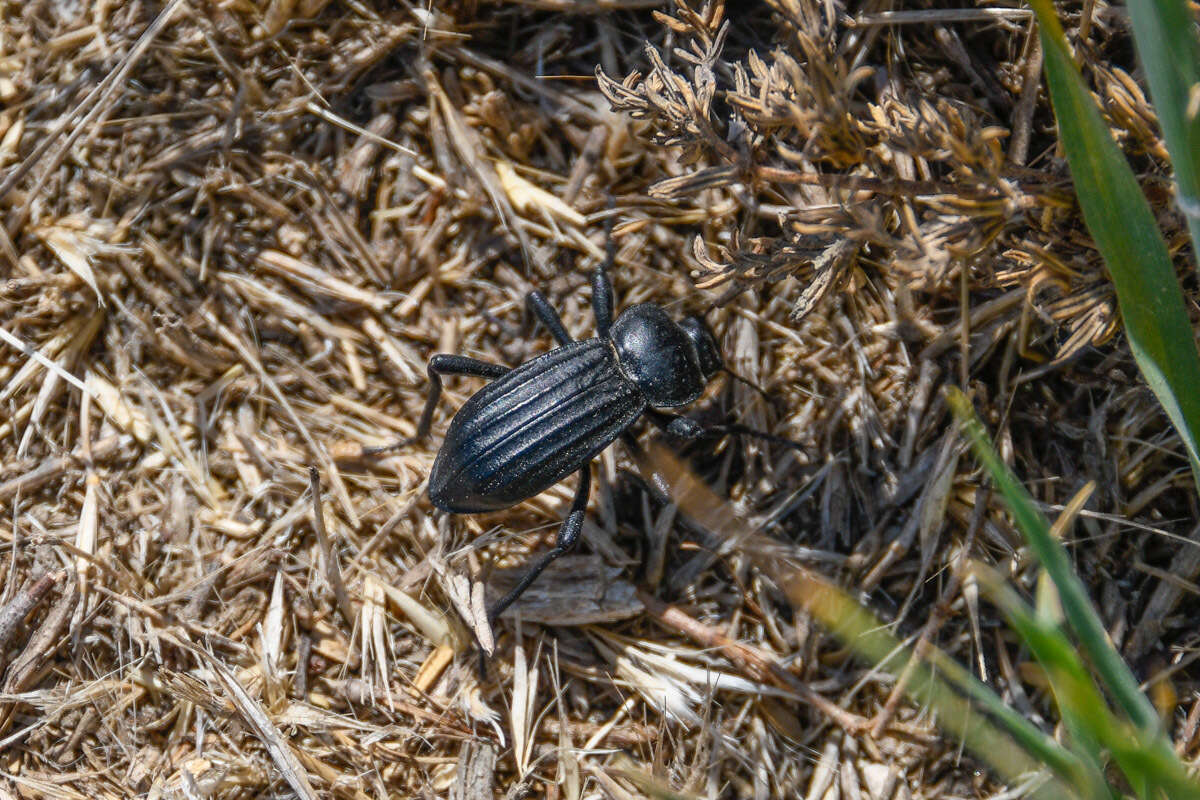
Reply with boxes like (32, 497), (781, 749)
(308, 467), (356, 629)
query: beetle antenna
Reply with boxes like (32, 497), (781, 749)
(713, 421), (805, 452)
(722, 367), (774, 403)
(715, 368), (804, 450)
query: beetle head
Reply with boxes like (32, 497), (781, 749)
(678, 315), (723, 380)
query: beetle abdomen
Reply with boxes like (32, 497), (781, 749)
(428, 339), (645, 513)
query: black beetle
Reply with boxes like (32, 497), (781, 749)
(394, 259), (781, 628)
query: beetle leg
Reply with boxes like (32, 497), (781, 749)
(645, 409), (804, 452)
(362, 355), (510, 455)
(526, 290), (573, 346)
(645, 409), (705, 440)
(592, 206), (616, 337)
(591, 261), (614, 338)
(415, 355), (511, 439)
(487, 466), (592, 627)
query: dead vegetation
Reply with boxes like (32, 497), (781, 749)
(0, 0), (1197, 797)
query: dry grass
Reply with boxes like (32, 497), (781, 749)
(0, 0), (1197, 797)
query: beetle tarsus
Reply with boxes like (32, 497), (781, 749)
(487, 467), (591, 625)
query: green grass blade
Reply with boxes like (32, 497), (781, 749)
(976, 565), (1200, 799)
(977, 570), (1118, 799)
(947, 388), (1164, 733)
(1126, 0), (1200, 249)
(1027, 0), (1200, 493)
